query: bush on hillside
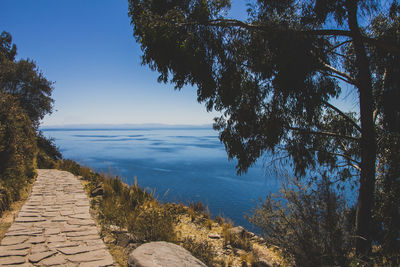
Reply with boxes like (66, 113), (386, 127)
(37, 132), (62, 169)
(372, 130), (400, 265)
(248, 175), (354, 267)
(181, 237), (217, 266)
(127, 202), (177, 242)
(0, 93), (37, 202)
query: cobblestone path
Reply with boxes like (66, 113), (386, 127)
(0, 169), (115, 266)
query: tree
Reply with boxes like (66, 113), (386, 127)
(129, 0), (400, 257)
(0, 31), (54, 128)
(0, 31), (57, 202)
(0, 92), (37, 201)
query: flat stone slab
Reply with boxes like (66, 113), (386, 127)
(128, 241), (206, 267)
(0, 169), (115, 266)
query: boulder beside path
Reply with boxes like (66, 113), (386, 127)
(128, 241), (206, 267)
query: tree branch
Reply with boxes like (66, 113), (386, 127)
(329, 40), (353, 51)
(176, 19), (400, 54)
(287, 126), (360, 141)
(321, 62), (356, 84)
(311, 148), (361, 171)
(325, 73), (356, 85)
(322, 100), (362, 132)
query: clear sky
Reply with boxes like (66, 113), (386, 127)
(1, 0), (357, 126)
(0, 0), (248, 126)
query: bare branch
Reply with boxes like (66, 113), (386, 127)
(321, 62), (357, 84)
(324, 72), (356, 85)
(311, 148), (361, 171)
(329, 40), (353, 51)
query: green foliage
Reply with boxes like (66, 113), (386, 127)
(57, 159), (85, 177)
(78, 169), (176, 243)
(0, 93), (37, 201)
(0, 32), (16, 61)
(0, 31), (56, 215)
(248, 176), (354, 267)
(129, 0), (400, 258)
(372, 130), (400, 265)
(0, 31), (54, 128)
(0, 188), (11, 217)
(36, 132), (62, 169)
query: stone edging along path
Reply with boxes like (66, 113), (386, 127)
(0, 169), (115, 266)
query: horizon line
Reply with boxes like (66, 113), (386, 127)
(40, 123), (214, 129)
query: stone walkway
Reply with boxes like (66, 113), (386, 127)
(0, 169), (114, 266)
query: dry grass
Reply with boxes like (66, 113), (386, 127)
(106, 243), (128, 266)
(61, 161), (286, 267)
(222, 224), (252, 251)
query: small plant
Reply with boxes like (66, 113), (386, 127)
(181, 237), (216, 266)
(188, 201), (205, 213)
(128, 202), (177, 242)
(204, 219), (213, 230)
(239, 252), (256, 266)
(214, 215), (225, 225)
(222, 225), (252, 252)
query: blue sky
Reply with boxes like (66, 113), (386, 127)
(0, 0), (246, 126)
(1, 0), (357, 126)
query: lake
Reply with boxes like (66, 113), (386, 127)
(42, 127), (280, 231)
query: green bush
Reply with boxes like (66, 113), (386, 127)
(36, 132), (62, 169)
(248, 175), (354, 267)
(0, 93), (37, 201)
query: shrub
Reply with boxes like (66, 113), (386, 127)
(181, 237), (216, 266)
(213, 215), (225, 225)
(0, 93), (37, 201)
(222, 224), (252, 252)
(248, 175), (354, 267)
(372, 130), (400, 265)
(188, 201), (205, 213)
(57, 159), (82, 176)
(36, 132), (62, 169)
(128, 202), (177, 242)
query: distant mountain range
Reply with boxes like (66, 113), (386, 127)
(40, 123), (213, 130)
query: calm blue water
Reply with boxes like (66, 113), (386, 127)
(42, 127), (280, 231)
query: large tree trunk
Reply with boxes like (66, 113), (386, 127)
(346, 0), (377, 257)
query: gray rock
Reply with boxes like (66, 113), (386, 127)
(128, 241), (207, 267)
(116, 232), (132, 247)
(228, 226), (245, 236)
(208, 233), (221, 239)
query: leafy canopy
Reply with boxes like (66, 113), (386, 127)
(129, 0), (382, 177)
(0, 31), (54, 128)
